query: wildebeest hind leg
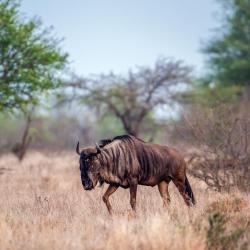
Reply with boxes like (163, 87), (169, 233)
(102, 184), (119, 214)
(173, 179), (192, 206)
(158, 180), (171, 207)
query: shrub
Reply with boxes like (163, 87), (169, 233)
(174, 103), (250, 192)
(206, 211), (248, 250)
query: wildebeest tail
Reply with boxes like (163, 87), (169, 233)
(185, 176), (196, 205)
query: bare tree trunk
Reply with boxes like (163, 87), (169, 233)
(12, 112), (33, 161)
(121, 121), (140, 137)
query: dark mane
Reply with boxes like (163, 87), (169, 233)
(113, 134), (134, 141)
(98, 134), (145, 148)
(98, 139), (113, 148)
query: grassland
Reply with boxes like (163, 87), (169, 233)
(0, 151), (249, 250)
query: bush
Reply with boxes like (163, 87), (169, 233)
(174, 103), (250, 192)
(206, 211), (248, 250)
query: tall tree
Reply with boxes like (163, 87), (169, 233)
(0, 0), (68, 111)
(69, 57), (192, 136)
(203, 0), (250, 90)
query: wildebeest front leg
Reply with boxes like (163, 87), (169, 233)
(129, 181), (138, 212)
(102, 184), (118, 214)
(158, 180), (171, 207)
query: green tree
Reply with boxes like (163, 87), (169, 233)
(0, 0), (68, 111)
(203, 0), (250, 89)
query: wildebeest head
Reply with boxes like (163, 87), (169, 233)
(76, 142), (102, 190)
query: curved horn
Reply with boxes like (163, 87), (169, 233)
(95, 143), (101, 154)
(76, 141), (80, 155)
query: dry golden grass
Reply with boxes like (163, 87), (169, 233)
(0, 151), (249, 250)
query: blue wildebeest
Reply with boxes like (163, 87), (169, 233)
(76, 135), (195, 214)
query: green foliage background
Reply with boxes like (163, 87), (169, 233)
(0, 0), (68, 112)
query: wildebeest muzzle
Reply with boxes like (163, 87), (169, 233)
(80, 158), (93, 190)
(76, 141), (102, 190)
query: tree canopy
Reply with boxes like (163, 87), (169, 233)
(0, 0), (68, 112)
(69, 57), (192, 136)
(203, 0), (250, 87)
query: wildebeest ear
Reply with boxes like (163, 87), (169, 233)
(76, 142), (80, 155)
